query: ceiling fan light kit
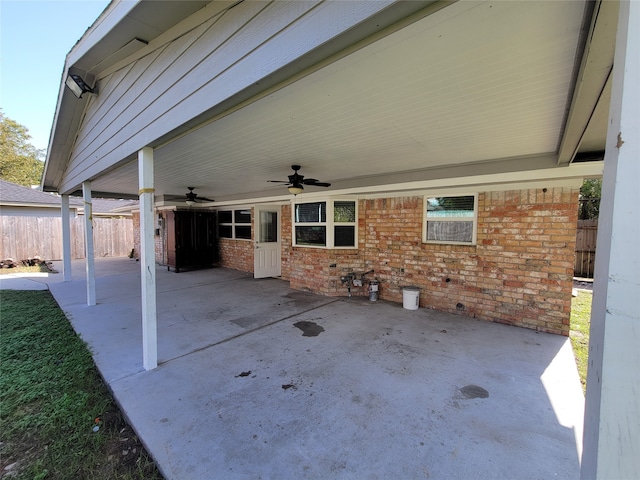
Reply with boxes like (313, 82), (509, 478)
(268, 165), (331, 195)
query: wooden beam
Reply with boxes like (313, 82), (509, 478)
(138, 147), (157, 370)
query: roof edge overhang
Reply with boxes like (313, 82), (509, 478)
(557, 0), (618, 165)
(42, 0), (213, 193)
(0, 202), (81, 210)
(42, 0), (449, 195)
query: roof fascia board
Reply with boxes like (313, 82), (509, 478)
(0, 202), (80, 210)
(557, 0), (618, 165)
(66, 1), (141, 67)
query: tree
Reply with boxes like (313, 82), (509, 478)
(578, 178), (602, 220)
(0, 110), (44, 187)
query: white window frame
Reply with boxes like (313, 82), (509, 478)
(218, 208), (252, 240)
(423, 193), (478, 245)
(292, 198), (358, 248)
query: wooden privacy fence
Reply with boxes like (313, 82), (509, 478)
(0, 216), (134, 261)
(575, 219), (598, 278)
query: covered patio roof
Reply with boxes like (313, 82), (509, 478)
(43, 0), (611, 201)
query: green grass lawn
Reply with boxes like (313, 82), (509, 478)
(570, 290), (592, 394)
(0, 290), (162, 479)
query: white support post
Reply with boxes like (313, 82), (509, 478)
(138, 147), (158, 370)
(581, 2), (640, 480)
(82, 182), (96, 306)
(61, 194), (72, 282)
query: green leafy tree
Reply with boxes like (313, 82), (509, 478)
(578, 178), (602, 220)
(0, 110), (44, 187)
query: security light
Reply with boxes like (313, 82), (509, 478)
(65, 74), (95, 98)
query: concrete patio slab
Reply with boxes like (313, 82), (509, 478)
(0, 272), (50, 291)
(38, 258), (583, 479)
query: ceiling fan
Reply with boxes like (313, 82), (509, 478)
(164, 187), (214, 205)
(184, 187), (214, 205)
(268, 165), (331, 195)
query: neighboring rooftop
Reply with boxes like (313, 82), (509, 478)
(0, 179), (137, 214)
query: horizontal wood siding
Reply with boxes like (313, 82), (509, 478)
(0, 216), (133, 261)
(59, 1), (394, 193)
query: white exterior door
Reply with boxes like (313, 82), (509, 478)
(254, 205), (281, 278)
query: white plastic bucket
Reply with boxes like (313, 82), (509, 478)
(402, 286), (420, 310)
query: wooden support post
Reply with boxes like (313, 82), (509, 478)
(581, 2), (640, 479)
(82, 182), (96, 306)
(138, 147), (158, 370)
(61, 194), (72, 282)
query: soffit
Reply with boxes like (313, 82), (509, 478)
(88, 0), (597, 202)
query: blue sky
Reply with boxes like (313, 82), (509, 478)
(1, 0), (110, 154)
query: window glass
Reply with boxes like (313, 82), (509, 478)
(234, 209), (251, 224)
(235, 225), (252, 240)
(334, 201), (356, 222)
(425, 195), (476, 244)
(260, 211), (278, 243)
(334, 225), (355, 247)
(218, 225), (232, 238)
(218, 210), (232, 223)
(218, 209), (252, 239)
(426, 221), (473, 243)
(295, 202), (326, 223)
(295, 226), (326, 246)
(293, 199), (357, 248)
(426, 196), (475, 217)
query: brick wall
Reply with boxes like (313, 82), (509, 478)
(219, 239), (253, 272)
(134, 187), (578, 335)
(285, 187), (578, 335)
(131, 211), (164, 263)
(281, 204), (292, 280)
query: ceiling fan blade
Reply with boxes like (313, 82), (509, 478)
(304, 180), (331, 187)
(267, 180), (291, 184)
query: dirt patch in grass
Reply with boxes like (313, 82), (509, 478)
(0, 263), (57, 275)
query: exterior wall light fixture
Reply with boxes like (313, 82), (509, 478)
(65, 73), (95, 98)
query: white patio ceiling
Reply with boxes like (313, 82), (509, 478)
(85, 0), (602, 203)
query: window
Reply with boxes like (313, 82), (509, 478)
(218, 209), (252, 240)
(293, 199), (357, 248)
(423, 194), (477, 245)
